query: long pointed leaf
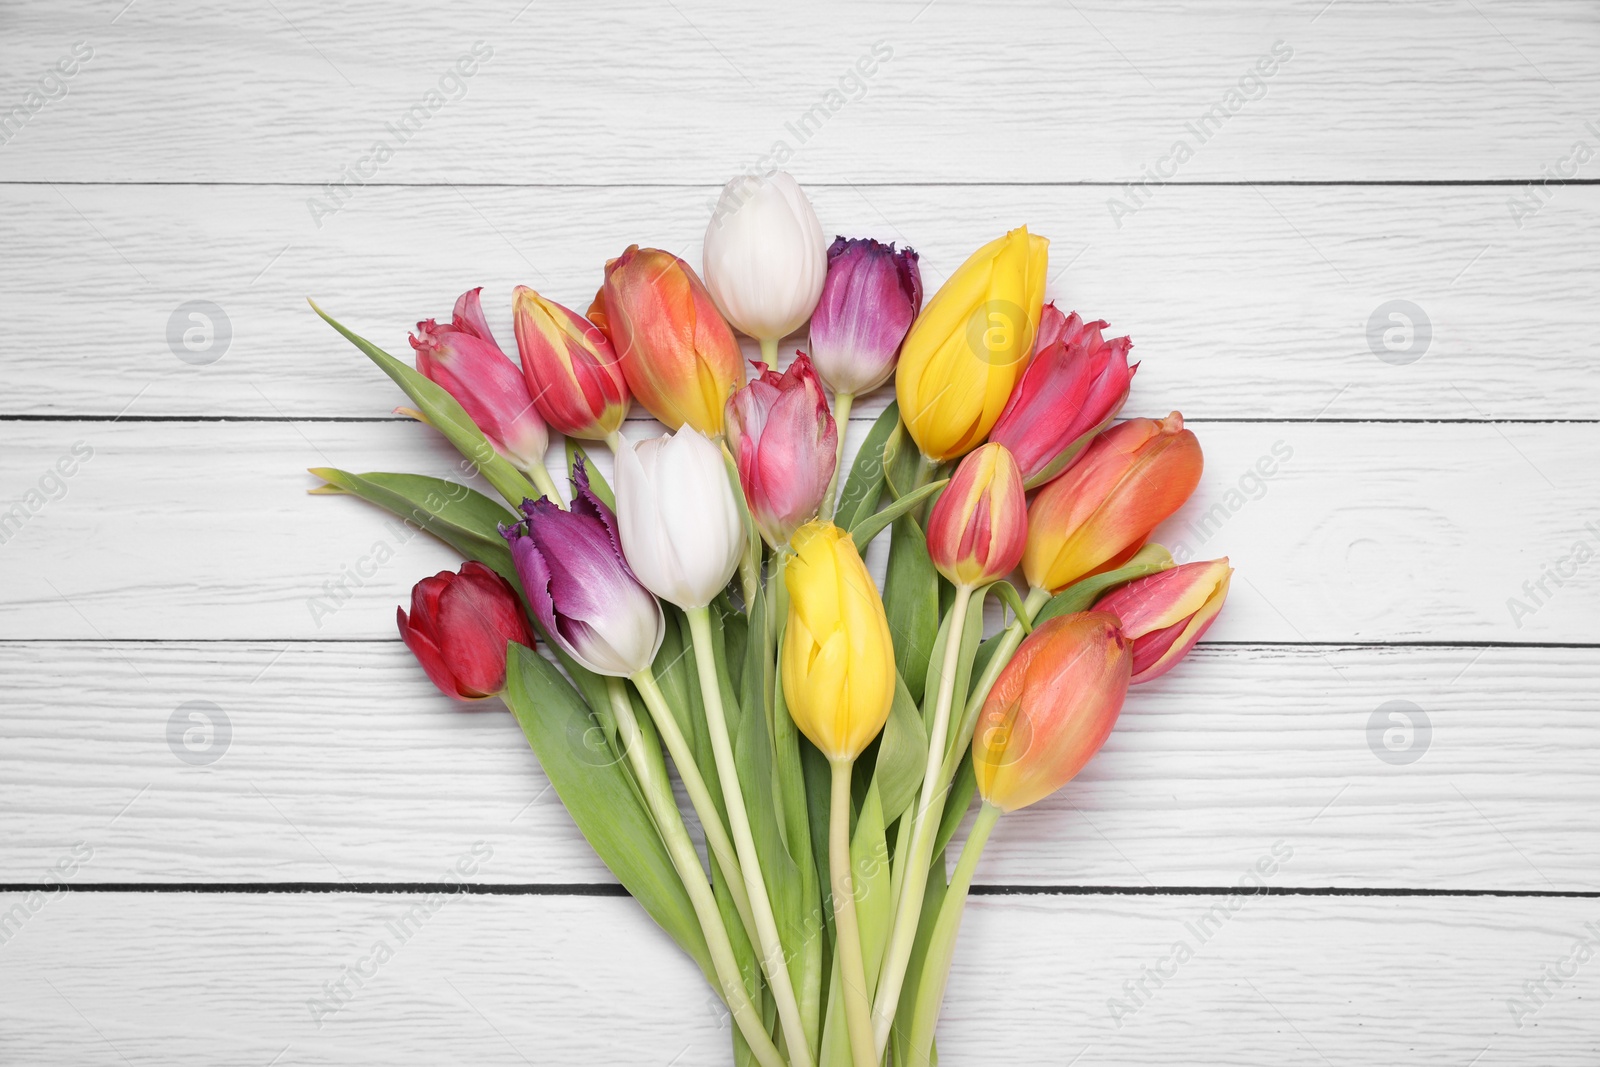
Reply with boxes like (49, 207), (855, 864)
(503, 645), (713, 983)
(849, 478), (948, 555)
(834, 402), (901, 529)
(309, 300), (538, 508)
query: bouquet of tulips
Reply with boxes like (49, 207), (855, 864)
(309, 171), (1233, 1066)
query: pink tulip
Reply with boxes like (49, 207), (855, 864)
(1094, 558), (1232, 683)
(724, 354), (838, 548)
(410, 288), (549, 472)
(989, 304), (1136, 488)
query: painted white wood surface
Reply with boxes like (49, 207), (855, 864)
(4, 642), (1595, 891)
(3, 0), (1597, 184)
(5, 182), (1598, 419)
(3, 418), (1596, 642)
(3, 0), (1597, 1062)
(0, 892), (1595, 1065)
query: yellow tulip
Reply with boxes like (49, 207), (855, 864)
(895, 226), (1049, 462)
(781, 521), (896, 761)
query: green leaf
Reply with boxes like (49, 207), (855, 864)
(309, 300), (538, 508)
(564, 439), (614, 509)
(849, 478), (948, 555)
(503, 645), (713, 982)
(880, 417), (922, 500)
(892, 847), (949, 1067)
(883, 515), (940, 704)
(309, 467), (518, 582)
(1034, 543), (1176, 625)
(834, 402), (900, 529)
(870, 674), (929, 826)
(933, 752), (976, 860)
(987, 580), (1035, 636)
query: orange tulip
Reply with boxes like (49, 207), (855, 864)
(971, 611), (1131, 813)
(925, 442), (1027, 588)
(1021, 412), (1202, 593)
(593, 245), (743, 437)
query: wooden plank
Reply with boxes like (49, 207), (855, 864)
(7, 182), (1600, 419)
(3, 1), (1595, 184)
(3, 642), (1595, 891)
(0, 891), (1593, 1064)
(2, 419), (1594, 642)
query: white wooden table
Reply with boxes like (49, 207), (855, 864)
(3, 1), (1598, 1063)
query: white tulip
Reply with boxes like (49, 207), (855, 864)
(703, 171), (828, 347)
(613, 427), (745, 610)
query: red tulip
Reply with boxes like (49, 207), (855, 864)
(724, 354), (838, 548)
(410, 288), (549, 472)
(925, 442), (1027, 588)
(971, 611), (1132, 813)
(989, 305), (1136, 488)
(397, 561), (533, 700)
(1094, 558), (1232, 683)
(592, 245), (743, 437)
(1022, 413), (1202, 593)
(512, 286), (629, 441)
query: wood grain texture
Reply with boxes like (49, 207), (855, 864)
(3, 641), (1595, 891)
(6, 181), (1599, 419)
(0, 891), (1594, 1065)
(3, 0), (1596, 184)
(2, 418), (1594, 642)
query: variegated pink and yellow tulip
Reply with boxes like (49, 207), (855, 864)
(1094, 557), (1232, 683)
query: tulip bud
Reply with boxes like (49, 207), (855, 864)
(895, 226), (1049, 462)
(410, 288), (549, 471)
(1093, 558), (1232, 684)
(925, 442), (1027, 588)
(781, 521), (897, 762)
(703, 171), (828, 346)
(397, 561), (533, 700)
(1022, 413), (1202, 593)
(501, 458), (666, 677)
(971, 611), (1131, 813)
(612, 425), (744, 610)
(594, 245), (743, 437)
(808, 237), (922, 396)
(511, 286), (629, 441)
(989, 306), (1137, 488)
(725, 354), (838, 549)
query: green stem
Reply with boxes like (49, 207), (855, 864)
(870, 583), (973, 1053)
(630, 667), (757, 947)
(830, 757), (878, 1067)
(906, 802), (1002, 1065)
(605, 681), (786, 1067)
(524, 458), (564, 507)
(687, 605), (815, 1067)
(604, 430), (627, 456)
(819, 391), (855, 521)
(767, 552), (823, 1049)
(759, 336), (780, 364)
(940, 585), (1050, 786)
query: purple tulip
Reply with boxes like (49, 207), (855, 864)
(500, 459), (665, 677)
(807, 237), (922, 396)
